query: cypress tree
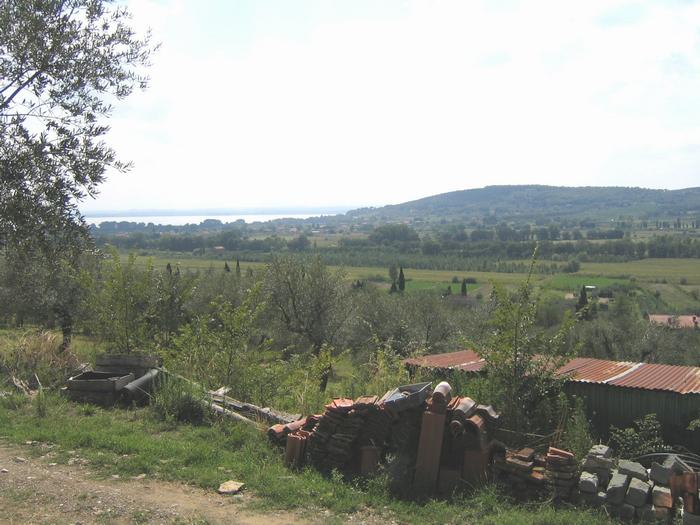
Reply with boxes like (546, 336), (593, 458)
(236, 258), (241, 278)
(224, 261), (231, 272)
(398, 266), (405, 292)
(461, 278), (468, 297)
(576, 285), (588, 312)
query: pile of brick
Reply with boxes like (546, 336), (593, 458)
(578, 445), (697, 523)
(545, 447), (578, 500)
(492, 447), (547, 497)
(413, 382), (500, 495)
(271, 381), (502, 494)
(279, 392), (411, 475)
(306, 398), (360, 470)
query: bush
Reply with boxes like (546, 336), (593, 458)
(151, 377), (208, 425)
(561, 397), (594, 460)
(610, 414), (669, 458)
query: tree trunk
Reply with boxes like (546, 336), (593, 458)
(59, 312), (72, 353)
(319, 363), (331, 392)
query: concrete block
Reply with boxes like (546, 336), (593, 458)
(652, 485), (673, 508)
(583, 455), (614, 471)
(619, 459), (649, 481)
(579, 471), (598, 494)
(626, 477), (652, 507)
(636, 504), (653, 522)
(607, 472), (631, 505)
(581, 491), (607, 507)
(619, 503), (636, 521)
(650, 462), (672, 486)
(589, 445), (612, 458)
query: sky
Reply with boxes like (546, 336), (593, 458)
(85, 0), (700, 213)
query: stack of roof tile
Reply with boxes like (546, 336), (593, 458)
(325, 408), (365, 470)
(306, 398), (354, 469)
(493, 448), (547, 495)
(545, 447), (578, 500)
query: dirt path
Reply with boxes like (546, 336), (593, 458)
(0, 441), (315, 525)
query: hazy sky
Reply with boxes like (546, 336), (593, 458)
(86, 0), (700, 213)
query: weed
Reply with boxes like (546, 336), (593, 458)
(151, 377), (208, 425)
(34, 387), (47, 418)
(0, 329), (81, 388)
(0, 392), (29, 410)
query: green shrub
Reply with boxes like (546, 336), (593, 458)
(561, 397), (594, 460)
(610, 414), (669, 458)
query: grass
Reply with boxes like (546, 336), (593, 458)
(580, 258), (700, 284)
(543, 274), (629, 292)
(0, 393), (617, 525)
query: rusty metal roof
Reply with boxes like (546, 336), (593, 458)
(404, 350), (484, 371)
(405, 351), (700, 395)
(608, 363), (700, 394)
(648, 314), (699, 329)
(556, 357), (638, 384)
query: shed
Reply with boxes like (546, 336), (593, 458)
(405, 350), (700, 449)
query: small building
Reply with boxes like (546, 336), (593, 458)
(647, 314), (699, 329)
(405, 350), (700, 449)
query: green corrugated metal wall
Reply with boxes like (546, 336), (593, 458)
(564, 383), (700, 451)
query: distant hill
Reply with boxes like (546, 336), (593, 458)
(345, 185), (700, 224)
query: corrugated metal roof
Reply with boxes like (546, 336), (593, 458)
(404, 349), (483, 371)
(556, 357), (637, 384)
(609, 363), (700, 394)
(404, 350), (700, 395)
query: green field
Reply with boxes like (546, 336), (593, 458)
(580, 259), (700, 284)
(124, 252), (700, 307)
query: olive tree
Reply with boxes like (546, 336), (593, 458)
(0, 0), (155, 248)
(265, 255), (352, 390)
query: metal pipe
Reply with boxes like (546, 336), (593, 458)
(121, 368), (160, 403)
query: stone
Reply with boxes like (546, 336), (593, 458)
(652, 485), (673, 508)
(579, 471), (599, 494)
(685, 512), (700, 525)
(0, 468), (8, 474)
(664, 455), (691, 475)
(626, 477), (652, 507)
(12, 457), (26, 463)
(619, 503), (636, 521)
(581, 491), (606, 507)
(607, 472), (631, 505)
(589, 445), (612, 458)
(583, 455), (615, 471)
(217, 480), (245, 495)
(619, 460), (649, 481)
(650, 462), (672, 486)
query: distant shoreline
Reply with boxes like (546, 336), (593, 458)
(85, 212), (341, 226)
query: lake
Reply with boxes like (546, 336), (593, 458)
(85, 213), (329, 226)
